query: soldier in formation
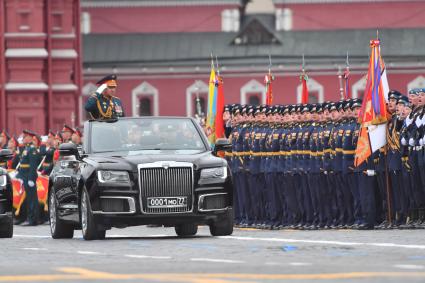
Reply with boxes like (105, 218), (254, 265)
(227, 89), (425, 230)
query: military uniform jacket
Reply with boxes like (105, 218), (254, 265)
(17, 144), (42, 181)
(341, 119), (357, 174)
(85, 92), (125, 119)
(321, 121), (334, 172)
(387, 115), (403, 171)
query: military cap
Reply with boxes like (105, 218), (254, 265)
(261, 104), (268, 113)
(0, 130), (10, 139)
(73, 128), (83, 137)
(301, 104), (311, 113)
(282, 106), (289, 114)
(396, 95), (409, 105)
(62, 124), (75, 134)
(329, 102), (338, 111)
(55, 132), (64, 142)
(351, 99), (362, 109)
(316, 104), (323, 113)
(388, 90), (402, 100)
(48, 130), (56, 138)
(409, 88), (422, 95)
(337, 101), (345, 111)
(96, 74), (117, 87)
(22, 129), (37, 137)
(310, 104), (318, 113)
(343, 100), (352, 110)
(9, 136), (19, 147)
(224, 104), (231, 112)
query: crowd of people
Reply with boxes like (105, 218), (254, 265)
(0, 125), (82, 226)
(223, 88), (425, 230)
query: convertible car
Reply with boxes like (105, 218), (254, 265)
(0, 149), (13, 238)
(49, 117), (233, 240)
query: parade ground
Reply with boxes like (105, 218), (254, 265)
(1, 225), (425, 282)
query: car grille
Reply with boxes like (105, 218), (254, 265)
(139, 166), (193, 214)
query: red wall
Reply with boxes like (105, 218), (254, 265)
(276, 2), (425, 30)
(83, 70), (422, 119)
(84, 6), (238, 34)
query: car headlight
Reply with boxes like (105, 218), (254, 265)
(199, 167), (227, 185)
(97, 170), (130, 184)
(0, 175), (6, 187)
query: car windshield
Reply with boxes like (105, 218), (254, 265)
(90, 118), (206, 154)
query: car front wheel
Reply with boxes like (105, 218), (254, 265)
(209, 209), (234, 236)
(49, 191), (74, 239)
(175, 223), (198, 237)
(81, 188), (105, 240)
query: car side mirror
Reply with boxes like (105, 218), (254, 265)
(213, 138), (232, 156)
(0, 149), (13, 161)
(59, 143), (79, 158)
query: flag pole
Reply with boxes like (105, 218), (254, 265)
(384, 145), (393, 226)
(338, 66), (344, 100)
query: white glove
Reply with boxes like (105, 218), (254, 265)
(28, 180), (35, 187)
(409, 138), (415, 146)
(420, 138), (424, 146)
(401, 137), (407, 146)
(96, 84), (107, 94)
(416, 118), (423, 128)
(366, 169), (376, 176)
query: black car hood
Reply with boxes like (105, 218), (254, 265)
(84, 151), (226, 172)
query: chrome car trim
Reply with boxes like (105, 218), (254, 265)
(92, 196), (136, 215)
(198, 193), (229, 212)
(138, 162), (194, 214)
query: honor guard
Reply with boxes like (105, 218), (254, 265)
(17, 130), (43, 226)
(85, 74), (125, 119)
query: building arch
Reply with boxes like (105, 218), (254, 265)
(352, 75), (367, 99)
(407, 75), (425, 93)
(240, 79), (266, 105)
(131, 81), (159, 116)
(296, 78), (324, 103)
(186, 80), (208, 117)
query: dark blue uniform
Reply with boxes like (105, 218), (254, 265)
(85, 93), (125, 119)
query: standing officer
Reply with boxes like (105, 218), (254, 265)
(17, 130), (43, 226)
(39, 131), (56, 176)
(61, 125), (74, 143)
(85, 74), (125, 119)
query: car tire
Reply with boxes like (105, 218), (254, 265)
(81, 188), (105, 240)
(175, 223), (198, 237)
(209, 209), (234, 236)
(49, 190), (74, 239)
(0, 216), (13, 238)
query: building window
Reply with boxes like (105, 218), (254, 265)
(139, 97), (152, 116)
(276, 8), (293, 31)
(18, 11), (30, 31)
(193, 95), (207, 117)
(308, 92), (319, 103)
(248, 94), (261, 105)
(186, 80), (209, 117)
(240, 79), (266, 105)
(132, 82), (159, 117)
(81, 12), (91, 34)
(221, 9), (240, 32)
(297, 78), (324, 103)
(52, 13), (63, 31)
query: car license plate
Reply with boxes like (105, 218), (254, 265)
(147, 197), (187, 208)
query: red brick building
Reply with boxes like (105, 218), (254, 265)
(81, 0), (425, 121)
(2, 0), (425, 133)
(0, 0), (82, 135)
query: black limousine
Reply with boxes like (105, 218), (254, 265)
(49, 117), (234, 240)
(0, 149), (13, 238)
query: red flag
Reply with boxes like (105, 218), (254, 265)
(265, 73), (274, 105)
(300, 73), (308, 104)
(214, 75), (225, 140)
